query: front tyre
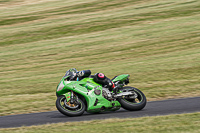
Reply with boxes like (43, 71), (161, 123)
(56, 95), (85, 117)
(118, 87), (146, 111)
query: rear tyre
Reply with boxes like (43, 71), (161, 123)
(118, 86), (146, 111)
(56, 95), (85, 117)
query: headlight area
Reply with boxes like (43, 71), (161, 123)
(57, 81), (65, 92)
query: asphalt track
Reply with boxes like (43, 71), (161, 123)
(0, 97), (200, 128)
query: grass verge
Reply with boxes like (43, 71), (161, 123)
(0, 112), (200, 133)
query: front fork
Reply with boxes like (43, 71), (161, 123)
(63, 91), (79, 104)
(70, 91), (75, 104)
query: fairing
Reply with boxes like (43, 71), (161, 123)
(56, 75), (129, 113)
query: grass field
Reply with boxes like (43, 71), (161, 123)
(0, 0), (200, 116)
(1, 112), (200, 133)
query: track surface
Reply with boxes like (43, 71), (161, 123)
(1, 97), (200, 128)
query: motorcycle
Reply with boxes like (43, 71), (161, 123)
(56, 69), (146, 116)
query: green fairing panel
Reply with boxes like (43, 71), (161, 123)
(56, 77), (121, 112)
(112, 74), (130, 82)
(56, 80), (74, 96)
(80, 78), (121, 112)
(85, 86), (121, 112)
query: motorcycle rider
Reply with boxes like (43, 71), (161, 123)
(67, 68), (115, 91)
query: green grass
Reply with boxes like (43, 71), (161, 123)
(0, 0), (200, 116)
(1, 112), (200, 133)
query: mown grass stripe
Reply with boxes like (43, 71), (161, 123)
(1, 3), (200, 46)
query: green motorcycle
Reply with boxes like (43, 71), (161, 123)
(56, 69), (146, 116)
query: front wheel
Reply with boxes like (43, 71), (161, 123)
(56, 95), (85, 117)
(118, 86), (146, 111)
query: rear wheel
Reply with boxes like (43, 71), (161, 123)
(56, 95), (85, 116)
(118, 86), (146, 111)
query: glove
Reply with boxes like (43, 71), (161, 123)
(77, 71), (84, 77)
